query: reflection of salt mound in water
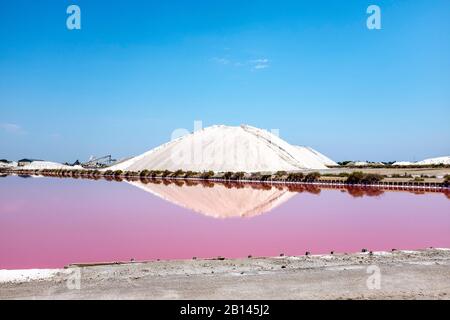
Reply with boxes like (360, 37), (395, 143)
(128, 180), (297, 218)
(109, 125), (331, 172)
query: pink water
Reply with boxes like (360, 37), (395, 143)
(0, 176), (449, 269)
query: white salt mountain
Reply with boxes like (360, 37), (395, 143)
(295, 146), (337, 167)
(109, 125), (334, 172)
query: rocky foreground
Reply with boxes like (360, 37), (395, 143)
(1, 249), (449, 300)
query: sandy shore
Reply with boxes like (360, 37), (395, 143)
(1, 249), (449, 300)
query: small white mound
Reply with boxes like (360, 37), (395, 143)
(21, 161), (79, 170)
(295, 146), (337, 167)
(351, 161), (369, 166)
(0, 269), (59, 283)
(416, 156), (450, 165)
(108, 125), (330, 172)
(0, 161), (17, 168)
(392, 156), (450, 166)
(392, 161), (414, 166)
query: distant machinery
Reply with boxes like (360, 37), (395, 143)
(82, 155), (116, 168)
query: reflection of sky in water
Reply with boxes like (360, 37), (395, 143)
(0, 176), (449, 269)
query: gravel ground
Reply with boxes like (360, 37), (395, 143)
(1, 249), (450, 300)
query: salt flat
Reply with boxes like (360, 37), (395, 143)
(1, 249), (449, 300)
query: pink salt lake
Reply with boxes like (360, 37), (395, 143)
(0, 175), (449, 269)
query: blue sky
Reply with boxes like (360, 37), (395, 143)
(0, 0), (449, 163)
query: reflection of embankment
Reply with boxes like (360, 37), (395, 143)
(445, 191), (450, 200)
(126, 179), (412, 218)
(5, 172), (450, 202)
(344, 187), (385, 198)
(131, 178), (450, 200)
(125, 179), (399, 219)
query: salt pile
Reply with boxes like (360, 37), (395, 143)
(351, 161), (369, 166)
(392, 156), (450, 166)
(21, 161), (82, 170)
(0, 161), (17, 168)
(392, 161), (414, 166)
(295, 146), (337, 167)
(0, 269), (59, 284)
(109, 125), (334, 172)
(416, 156), (450, 165)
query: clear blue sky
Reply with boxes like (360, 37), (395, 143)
(1, 0), (449, 163)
